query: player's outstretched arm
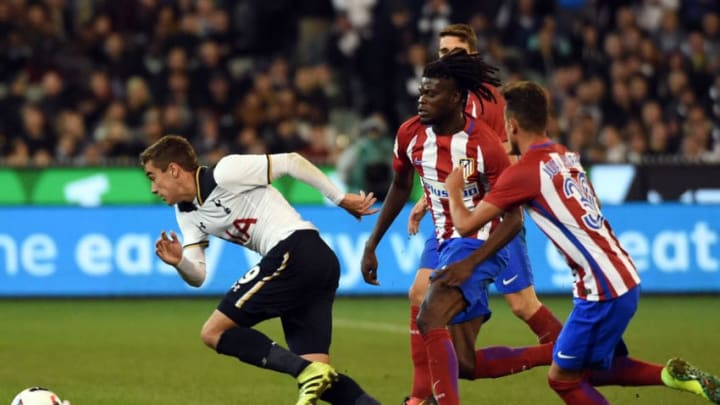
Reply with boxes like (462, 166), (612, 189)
(271, 152), (347, 205)
(361, 169), (414, 285)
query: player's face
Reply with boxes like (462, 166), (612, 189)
(144, 160), (181, 205)
(418, 77), (459, 125)
(438, 35), (472, 57)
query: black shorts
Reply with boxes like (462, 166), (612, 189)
(217, 229), (340, 355)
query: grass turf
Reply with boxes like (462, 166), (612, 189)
(1, 295), (719, 404)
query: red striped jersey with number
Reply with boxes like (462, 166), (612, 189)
(483, 140), (640, 301)
(393, 114), (511, 244)
(466, 86), (507, 144)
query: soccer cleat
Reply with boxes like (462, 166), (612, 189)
(296, 361), (339, 405)
(402, 395), (438, 405)
(661, 358), (720, 404)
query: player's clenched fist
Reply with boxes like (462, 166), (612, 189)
(361, 244), (380, 286)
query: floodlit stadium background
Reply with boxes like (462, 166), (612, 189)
(0, 1), (719, 404)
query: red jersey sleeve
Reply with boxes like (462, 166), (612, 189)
(392, 116), (420, 174)
(484, 160), (540, 211)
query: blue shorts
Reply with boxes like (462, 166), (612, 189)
(494, 229), (534, 294)
(436, 238), (509, 325)
(419, 236), (440, 269)
(553, 286), (640, 371)
(420, 229), (533, 295)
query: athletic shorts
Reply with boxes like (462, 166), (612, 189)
(553, 286), (640, 371)
(493, 229), (534, 294)
(420, 228), (533, 295)
(436, 237), (509, 325)
(217, 230), (339, 355)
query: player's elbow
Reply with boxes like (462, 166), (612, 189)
(184, 269), (207, 288)
(455, 222), (475, 237)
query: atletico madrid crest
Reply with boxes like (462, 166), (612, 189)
(459, 158), (475, 179)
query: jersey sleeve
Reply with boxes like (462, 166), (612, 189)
(213, 154), (271, 193)
(483, 161), (539, 211)
(392, 118), (416, 174)
(175, 208), (209, 248)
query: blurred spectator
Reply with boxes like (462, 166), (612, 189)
(336, 114), (393, 200)
(0, 0), (716, 170)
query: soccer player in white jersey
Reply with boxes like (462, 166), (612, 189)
(140, 135), (381, 405)
(442, 81), (720, 405)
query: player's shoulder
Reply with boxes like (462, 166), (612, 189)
(397, 115), (423, 138)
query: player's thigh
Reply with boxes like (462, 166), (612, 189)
(409, 268), (434, 306)
(216, 230), (339, 327)
(437, 238), (507, 324)
(281, 289), (335, 356)
(418, 281), (468, 330)
(410, 236), (440, 304)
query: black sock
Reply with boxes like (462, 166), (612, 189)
(320, 374), (380, 405)
(216, 327), (309, 377)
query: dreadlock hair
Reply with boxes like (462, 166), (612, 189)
(422, 49), (500, 113)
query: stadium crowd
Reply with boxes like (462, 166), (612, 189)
(0, 0), (718, 175)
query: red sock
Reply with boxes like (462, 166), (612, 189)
(548, 376), (610, 405)
(589, 356), (663, 386)
(526, 305), (563, 343)
(423, 328), (459, 405)
(474, 343), (553, 378)
(409, 306), (432, 398)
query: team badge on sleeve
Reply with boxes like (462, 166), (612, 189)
(459, 158), (475, 180)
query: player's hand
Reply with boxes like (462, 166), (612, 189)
(155, 231), (183, 266)
(340, 190), (379, 220)
(445, 167), (465, 193)
(407, 198), (428, 235)
(430, 259), (474, 287)
(361, 245), (380, 285)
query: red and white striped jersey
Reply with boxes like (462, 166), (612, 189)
(484, 140), (640, 301)
(393, 114), (511, 244)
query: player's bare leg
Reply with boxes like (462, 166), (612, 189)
(504, 286), (562, 344)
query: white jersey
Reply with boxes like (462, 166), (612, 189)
(176, 155), (317, 256)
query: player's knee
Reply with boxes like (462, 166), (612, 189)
(200, 323), (222, 349)
(506, 295), (541, 320)
(408, 282), (427, 307)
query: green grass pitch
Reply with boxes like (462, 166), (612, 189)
(1, 295), (719, 404)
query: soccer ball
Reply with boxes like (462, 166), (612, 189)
(10, 387), (63, 405)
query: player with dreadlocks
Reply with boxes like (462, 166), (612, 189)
(362, 50), (553, 405)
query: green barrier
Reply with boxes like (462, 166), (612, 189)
(0, 170), (27, 204)
(31, 168), (161, 205)
(3, 167), (424, 206)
